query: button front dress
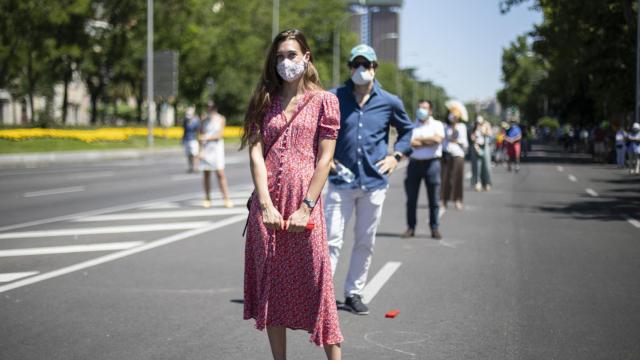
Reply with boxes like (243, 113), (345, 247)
(244, 91), (343, 346)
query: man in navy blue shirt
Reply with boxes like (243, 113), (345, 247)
(325, 44), (414, 315)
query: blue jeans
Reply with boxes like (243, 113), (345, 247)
(404, 158), (441, 231)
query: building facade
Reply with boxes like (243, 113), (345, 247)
(348, 0), (402, 66)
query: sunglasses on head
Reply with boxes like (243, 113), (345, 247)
(350, 60), (372, 69)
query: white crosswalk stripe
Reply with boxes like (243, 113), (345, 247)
(0, 242), (143, 257)
(0, 222), (211, 239)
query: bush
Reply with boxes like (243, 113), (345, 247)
(537, 116), (560, 131)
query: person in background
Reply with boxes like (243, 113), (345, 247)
(504, 118), (522, 172)
(199, 102), (233, 209)
(325, 44), (414, 316)
(593, 123), (607, 163)
(402, 99), (444, 240)
(181, 106), (200, 173)
(615, 126), (627, 168)
(440, 105), (468, 210)
(470, 116), (492, 191)
(628, 122), (640, 174)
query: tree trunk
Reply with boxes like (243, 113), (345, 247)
(90, 91), (98, 125)
(61, 65), (71, 125)
(27, 50), (36, 124)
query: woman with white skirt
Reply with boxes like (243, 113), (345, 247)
(199, 102), (233, 208)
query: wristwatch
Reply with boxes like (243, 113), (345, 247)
(393, 152), (403, 162)
(302, 198), (316, 209)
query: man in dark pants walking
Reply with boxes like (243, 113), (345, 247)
(402, 100), (444, 240)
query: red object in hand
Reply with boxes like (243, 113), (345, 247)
(385, 310), (400, 318)
(305, 223), (315, 230)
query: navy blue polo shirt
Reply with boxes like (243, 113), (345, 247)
(329, 79), (414, 191)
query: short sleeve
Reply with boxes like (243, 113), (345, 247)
(436, 121), (446, 138)
(318, 92), (341, 140)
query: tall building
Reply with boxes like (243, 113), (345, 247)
(347, 0), (402, 66)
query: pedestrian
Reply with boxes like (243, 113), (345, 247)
(241, 29), (343, 360)
(181, 106), (200, 173)
(593, 123), (607, 163)
(615, 126), (627, 168)
(402, 99), (444, 240)
(441, 100), (468, 210)
(505, 118), (522, 172)
(470, 116), (492, 191)
(199, 102), (233, 209)
(325, 44), (414, 315)
(628, 122), (640, 174)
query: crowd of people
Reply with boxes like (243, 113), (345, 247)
(178, 29), (636, 360)
(230, 30), (530, 360)
(554, 122), (640, 173)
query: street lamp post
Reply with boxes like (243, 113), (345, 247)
(636, 0), (640, 123)
(272, 0), (279, 40)
(147, 0), (154, 147)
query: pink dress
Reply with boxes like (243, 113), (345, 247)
(244, 90), (343, 346)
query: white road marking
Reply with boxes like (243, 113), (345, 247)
(0, 272), (39, 283)
(171, 174), (200, 181)
(361, 261), (402, 304)
(139, 202), (181, 210)
(0, 222), (210, 240)
(0, 186), (252, 233)
(568, 174), (577, 182)
(23, 186), (85, 198)
(67, 171), (115, 180)
(75, 208), (248, 222)
(557, 166), (564, 172)
(585, 188), (599, 197)
(0, 241), (143, 257)
(622, 214), (640, 229)
(0, 215), (247, 294)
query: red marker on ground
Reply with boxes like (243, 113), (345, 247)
(385, 310), (400, 318)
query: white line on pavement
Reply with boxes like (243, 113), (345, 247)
(557, 166), (564, 172)
(622, 214), (640, 229)
(23, 186), (85, 198)
(0, 272), (39, 283)
(171, 174), (200, 181)
(585, 188), (599, 197)
(568, 174), (577, 182)
(361, 261), (402, 304)
(0, 186), (252, 233)
(0, 214), (247, 294)
(67, 171), (115, 180)
(0, 222), (211, 240)
(75, 208), (248, 222)
(0, 241), (143, 257)
(139, 202), (182, 210)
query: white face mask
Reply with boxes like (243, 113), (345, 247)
(351, 66), (374, 85)
(277, 58), (306, 82)
(416, 108), (430, 121)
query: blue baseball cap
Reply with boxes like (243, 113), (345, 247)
(349, 44), (377, 62)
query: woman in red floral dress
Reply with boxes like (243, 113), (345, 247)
(240, 29), (343, 360)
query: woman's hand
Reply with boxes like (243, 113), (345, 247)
(285, 205), (311, 233)
(261, 204), (284, 230)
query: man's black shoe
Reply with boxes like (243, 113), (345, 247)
(345, 294), (369, 315)
(431, 229), (442, 240)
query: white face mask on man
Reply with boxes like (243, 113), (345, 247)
(277, 58), (306, 82)
(351, 66), (375, 85)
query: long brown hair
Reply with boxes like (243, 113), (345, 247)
(240, 29), (323, 149)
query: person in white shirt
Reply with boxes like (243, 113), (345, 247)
(441, 107), (468, 210)
(402, 100), (445, 239)
(614, 127), (626, 168)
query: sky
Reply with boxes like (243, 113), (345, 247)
(398, 0), (542, 102)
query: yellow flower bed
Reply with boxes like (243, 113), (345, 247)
(0, 126), (243, 143)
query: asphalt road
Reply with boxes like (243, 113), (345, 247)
(1, 144), (639, 360)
